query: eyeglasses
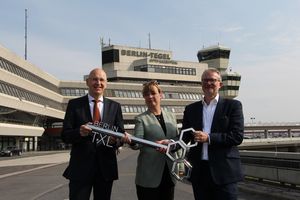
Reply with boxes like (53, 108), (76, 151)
(91, 78), (107, 82)
(202, 78), (220, 84)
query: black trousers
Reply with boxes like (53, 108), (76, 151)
(191, 161), (238, 200)
(136, 164), (175, 200)
(69, 178), (113, 200)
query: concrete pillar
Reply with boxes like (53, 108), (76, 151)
(34, 136), (38, 151)
(288, 129), (292, 138)
(264, 129), (269, 138)
(22, 141), (27, 152)
(15, 137), (21, 148)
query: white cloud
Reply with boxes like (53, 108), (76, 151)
(222, 26), (243, 33)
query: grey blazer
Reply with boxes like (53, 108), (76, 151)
(133, 109), (178, 188)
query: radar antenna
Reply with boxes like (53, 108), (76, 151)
(24, 9), (28, 60)
(148, 33), (151, 49)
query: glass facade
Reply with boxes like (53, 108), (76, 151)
(222, 75), (241, 81)
(197, 49), (230, 62)
(134, 65), (196, 75)
(0, 105), (44, 126)
(121, 105), (185, 114)
(0, 81), (63, 110)
(61, 88), (88, 96)
(102, 49), (120, 64)
(0, 57), (59, 93)
(60, 88), (201, 100)
(59, 87), (201, 115)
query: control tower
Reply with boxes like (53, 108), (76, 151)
(197, 45), (241, 98)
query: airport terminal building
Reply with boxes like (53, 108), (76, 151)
(0, 43), (241, 151)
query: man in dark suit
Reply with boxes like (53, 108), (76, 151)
(182, 68), (244, 200)
(61, 68), (125, 200)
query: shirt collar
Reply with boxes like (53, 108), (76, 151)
(202, 94), (219, 106)
(88, 94), (104, 102)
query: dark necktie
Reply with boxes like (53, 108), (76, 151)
(92, 100), (101, 122)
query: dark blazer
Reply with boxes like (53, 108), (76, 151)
(61, 95), (124, 181)
(182, 97), (244, 185)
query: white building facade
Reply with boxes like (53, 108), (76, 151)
(0, 43), (240, 151)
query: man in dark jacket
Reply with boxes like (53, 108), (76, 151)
(61, 68), (125, 200)
(182, 68), (244, 200)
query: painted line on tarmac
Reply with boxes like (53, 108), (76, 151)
(30, 183), (67, 200)
(0, 162), (64, 179)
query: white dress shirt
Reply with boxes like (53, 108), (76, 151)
(201, 94), (219, 160)
(88, 95), (104, 120)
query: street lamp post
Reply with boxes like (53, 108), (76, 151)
(250, 117), (256, 137)
(250, 117), (255, 124)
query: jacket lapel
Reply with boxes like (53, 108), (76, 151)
(83, 95), (93, 122)
(211, 97), (224, 130)
(193, 102), (204, 131)
(148, 110), (166, 138)
(161, 110), (171, 137)
(101, 97), (109, 122)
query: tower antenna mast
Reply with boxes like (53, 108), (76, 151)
(24, 9), (28, 60)
(148, 33), (151, 49)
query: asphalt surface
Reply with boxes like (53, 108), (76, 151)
(1, 148), (300, 200)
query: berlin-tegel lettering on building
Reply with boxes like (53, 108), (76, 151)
(120, 49), (171, 60)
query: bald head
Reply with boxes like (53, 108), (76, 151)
(86, 68), (107, 99)
(88, 68), (106, 79)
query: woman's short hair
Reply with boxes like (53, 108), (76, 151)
(142, 80), (162, 96)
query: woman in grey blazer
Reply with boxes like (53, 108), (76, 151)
(131, 80), (178, 200)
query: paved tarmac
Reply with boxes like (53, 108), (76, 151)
(0, 151), (69, 179)
(1, 148), (300, 200)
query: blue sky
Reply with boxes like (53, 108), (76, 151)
(1, 0), (300, 123)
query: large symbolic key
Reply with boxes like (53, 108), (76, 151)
(88, 124), (167, 149)
(87, 124), (196, 181)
